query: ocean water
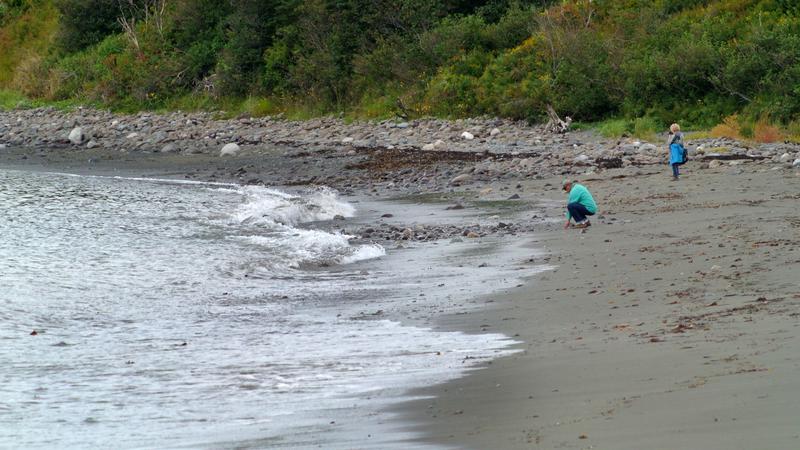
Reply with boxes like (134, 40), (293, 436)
(0, 169), (534, 449)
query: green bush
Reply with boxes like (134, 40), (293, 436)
(475, 37), (546, 120)
(3, 0), (800, 124)
(423, 67), (480, 117)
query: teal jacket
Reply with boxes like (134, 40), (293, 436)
(566, 183), (597, 220)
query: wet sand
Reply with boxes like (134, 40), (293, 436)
(400, 164), (800, 449)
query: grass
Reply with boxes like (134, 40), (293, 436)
(594, 118), (630, 138)
(593, 116), (662, 141)
(686, 130), (713, 140)
(632, 116), (660, 141)
(0, 88), (28, 109)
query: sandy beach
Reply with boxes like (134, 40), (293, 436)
(2, 111), (799, 448)
(400, 164), (800, 449)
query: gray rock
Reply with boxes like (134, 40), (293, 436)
(68, 127), (84, 145)
(85, 140), (98, 149)
(220, 143), (240, 156)
(639, 143), (658, 153)
(151, 131), (168, 144)
(160, 143), (178, 153)
(573, 154), (591, 165)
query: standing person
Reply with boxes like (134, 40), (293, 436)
(667, 123), (686, 180)
(562, 179), (597, 229)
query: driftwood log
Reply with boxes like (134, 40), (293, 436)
(544, 104), (572, 134)
(395, 98), (410, 119)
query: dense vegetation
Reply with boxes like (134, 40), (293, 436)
(1, 0), (800, 136)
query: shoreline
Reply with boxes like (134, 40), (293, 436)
(2, 110), (800, 448)
(0, 152), (555, 449)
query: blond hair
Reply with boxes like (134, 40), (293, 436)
(670, 123), (680, 133)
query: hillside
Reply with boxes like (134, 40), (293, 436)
(1, 0), (799, 135)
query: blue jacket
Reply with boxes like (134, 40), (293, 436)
(668, 132), (685, 165)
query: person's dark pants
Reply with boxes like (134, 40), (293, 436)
(672, 163), (680, 178)
(567, 202), (594, 223)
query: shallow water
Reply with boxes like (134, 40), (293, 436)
(0, 170), (538, 449)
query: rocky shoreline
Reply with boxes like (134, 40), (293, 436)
(3, 106), (800, 249)
(2, 107), (799, 195)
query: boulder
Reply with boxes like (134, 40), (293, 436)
(490, 127), (500, 136)
(160, 143), (179, 153)
(793, 158), (800, 168)
(220, 143), (241, 156)
(68, 127), (84, 145)
(461, 131), (474, 140)
(422, 143), (435, 151)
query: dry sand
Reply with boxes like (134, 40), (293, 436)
(400, 163), (800, 449)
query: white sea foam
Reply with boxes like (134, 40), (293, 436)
(223, 186), (384, 268)
(339, 244), (386, 264)
(231, 186), (356, 226)
(239, 230), (384, 268)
